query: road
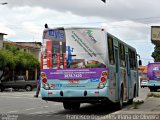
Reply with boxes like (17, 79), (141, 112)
(0, 87), (149, 120)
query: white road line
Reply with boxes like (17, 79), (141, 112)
(53, 103), (62, 106)
(7, 111), (18, 113)
(25, 108), (36, 111)
(29, 111), (49, 115)
(43, 106), (49, 108)
(0, 95), (37, 99)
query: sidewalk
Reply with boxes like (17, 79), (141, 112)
(119, 97), (160, 114)
(114, 91), (160, 114)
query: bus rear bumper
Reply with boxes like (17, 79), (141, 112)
(42, 96), (112, 103)
(41, 87), (111, 103)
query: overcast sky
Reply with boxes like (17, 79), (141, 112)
(1, 0), (160, 65)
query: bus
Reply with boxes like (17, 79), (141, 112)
(147, 62), (160, 92)
(40, 26), (139, 110)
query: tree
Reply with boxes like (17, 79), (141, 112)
(0, 44), (40, 81)
(0, 49), (16, 80)
(15, 50), (40, 71)
(152, 44), (160, 62)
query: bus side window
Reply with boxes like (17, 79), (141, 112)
(108, 36), (115, 65)
(129, 49), (136, 70)
(119, 43), (125, 67)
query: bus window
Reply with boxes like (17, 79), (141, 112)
(108, 36), (115, 65)
(119, 43), (125, 67)
(129, 49), (136, 70)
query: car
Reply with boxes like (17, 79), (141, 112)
(140, 80), (148, 88)
(0, 75), (37, 92)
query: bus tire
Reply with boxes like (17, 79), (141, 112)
(116, 87), (123, 110)
(72, 103), (80, 110)
(128, 85), (136, 105)
(149, 87), (157, 92)
(63, 102), (72, 110)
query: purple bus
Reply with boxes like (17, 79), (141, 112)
(147, 62), (160, 92)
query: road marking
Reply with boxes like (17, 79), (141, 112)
(25, 108), (36, 111)
(29, 111), (49, 115)
(43, 106), (49, 108)
(0, 95), (37, 100)
(53, 103), (62, 106)
(7, 111), (18, 113)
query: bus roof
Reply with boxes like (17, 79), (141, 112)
(44, 26), (105, 31)
(148, 62), (160, 66)
(43, 27), (136, 52)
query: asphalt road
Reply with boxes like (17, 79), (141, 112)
(0, 87), (150, 120)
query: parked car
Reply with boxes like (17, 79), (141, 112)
(0, 76), (37, 92)
(140, 80), (148, 88)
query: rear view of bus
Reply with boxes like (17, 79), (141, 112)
(41, 27), (109, 110)
(147, 62), (160, 92)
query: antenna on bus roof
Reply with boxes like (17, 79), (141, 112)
(45, 24), (48, 28)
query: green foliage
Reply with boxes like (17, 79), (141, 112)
(15, 50), (40, 70)
(148, 93), (160, 98)
(152, 44), (160, 62)
(0, 49), (16, 70)
(0, 44), (40, 80)
(5, 43), (18, 53)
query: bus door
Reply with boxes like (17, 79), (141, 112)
(125, 54), (131, 99)
(114, 48), (120, 101)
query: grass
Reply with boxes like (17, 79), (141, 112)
(147, 93), (160, 98)
(133, 100), (144, 109)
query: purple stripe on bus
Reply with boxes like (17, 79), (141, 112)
(41, 68), (108, 80)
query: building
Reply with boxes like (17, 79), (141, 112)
(0, 33), (7, 49)
(138, 66), (148, 81)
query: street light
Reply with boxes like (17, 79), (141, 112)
(0, 2), (8, 5)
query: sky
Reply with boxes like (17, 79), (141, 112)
(1, 0), (160, 65)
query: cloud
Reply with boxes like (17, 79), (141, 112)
(1, 0), (158, 65)
(0, 23), (16, 37)
(5, 0), (160, 23)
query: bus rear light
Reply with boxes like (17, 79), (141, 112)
(42, 78), (47, 83)
(102, 72), (108, 77)
(41, 73), (46, 78)
(48, 92), (52, 94)
(101, 77), (106, 82)
(95, 91), (99, 94)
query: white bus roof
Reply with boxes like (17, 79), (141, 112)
(44, 26), (106, 31)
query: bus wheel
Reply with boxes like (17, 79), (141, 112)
(63, 102), (72, 110)
(128, 99), (133, 105)
(149, 87), (157, 92)
(72, 103), (80, 110)
(116, 88), (123, 110)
